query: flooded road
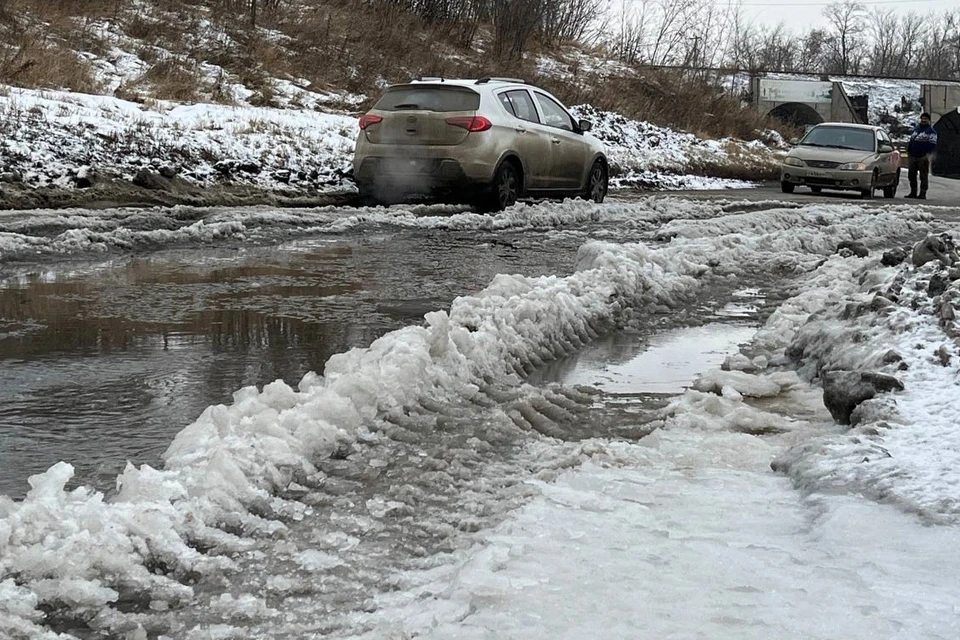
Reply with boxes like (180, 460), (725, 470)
(2, 198), (946, 639)
(0, 225), (593, 498)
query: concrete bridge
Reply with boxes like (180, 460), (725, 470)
(750, 77), (864, 129)
(922, 83), (960, 178)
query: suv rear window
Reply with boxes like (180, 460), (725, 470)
(375, 86), (480, 112)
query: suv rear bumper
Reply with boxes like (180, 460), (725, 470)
(355, 157), (490, 197)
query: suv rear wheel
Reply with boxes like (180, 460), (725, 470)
(479, 161), (520, 213)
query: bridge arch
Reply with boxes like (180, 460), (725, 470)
(933, 110), (960, 178)
(767, 102), (824, 129)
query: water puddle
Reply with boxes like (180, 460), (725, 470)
(533, 323), (757, 395)
(714, 288), (764, 319)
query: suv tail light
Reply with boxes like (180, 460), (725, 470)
(445, 116), (492, 132)
(359, 114), (383, 130)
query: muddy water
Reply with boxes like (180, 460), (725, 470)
(0, 229), (584, 498)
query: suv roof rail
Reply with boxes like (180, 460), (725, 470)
(476, 77), (527, 85)
(413, 76), (445, 82)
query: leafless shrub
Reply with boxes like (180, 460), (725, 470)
(137, 58), (204, 102)
(0, 32), (98, 92)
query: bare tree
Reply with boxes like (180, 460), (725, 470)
(866, 8), (897, 75)
(490, 0), (545, 60)
(891, 12), (923, 76)
(539, 0), (599, 47)
(608, 2), (652, 64)
(823, 0), (865, 74)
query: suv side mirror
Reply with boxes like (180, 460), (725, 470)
(789, 137), (799, 146)
(578, 119), (593, 133)
(878, 141), (894, 152)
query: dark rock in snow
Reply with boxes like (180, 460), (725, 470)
(159, 165), (178, 179)
(912, 234), (959, 268)
(861, 371), (905, 392)
(132, 169), (173, 191)
(238, 162), (261, 174)
(881, 350), (903, 364)
(937, 345), (952, 367)
(837, 240), (869, 258)
(928, 273), (948, 297)
(940, 302), (956, 324)
(881, 247), (907, 267)
(0, 170), (23, 183)
(822, 370), (904, 425)
(870, 294), (895, 311)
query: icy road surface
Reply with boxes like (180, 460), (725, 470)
(2, 197), (960, 639)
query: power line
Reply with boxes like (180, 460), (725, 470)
(717, 0), (941, 6)
(617, 0), (945, 5)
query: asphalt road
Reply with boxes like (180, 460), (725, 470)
(621, 174), (960, 210)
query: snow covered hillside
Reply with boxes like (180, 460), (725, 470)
(0, 85), (779, 209)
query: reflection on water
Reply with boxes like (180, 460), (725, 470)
(0, 230), (573, 499)
(533, 323), (758, 395)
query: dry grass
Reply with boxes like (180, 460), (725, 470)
(0, 37), (99, 92)
(125, 57), (203, 102)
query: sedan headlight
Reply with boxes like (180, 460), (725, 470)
(838, 162), (868, 171)
(783, 157), (805, 167)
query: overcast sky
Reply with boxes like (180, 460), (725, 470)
(736, 0), (955, 30)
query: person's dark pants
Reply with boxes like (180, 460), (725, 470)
(908, 155), (930, 196)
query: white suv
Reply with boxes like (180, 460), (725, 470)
(353, 77), (609, 211)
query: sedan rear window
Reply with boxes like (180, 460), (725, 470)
(374, 86), (481, 112)
(800, 126), (876, 152)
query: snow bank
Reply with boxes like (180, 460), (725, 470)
(769, 258), (960, 521)
(0, 87), (357, 192)
(572, 104), (781, 189)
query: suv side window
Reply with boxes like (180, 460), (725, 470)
(501, 90), (540, 124)
(534, 92), (574, 131)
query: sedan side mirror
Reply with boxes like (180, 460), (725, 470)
(578, 119), (593, 133)
(789, 137), (799, 146)
(878, 142), (894, 152)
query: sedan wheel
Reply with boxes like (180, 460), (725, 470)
(587, 161), (608, 203)
(883, 170), (900, 199)
(860, 172), (878, 200)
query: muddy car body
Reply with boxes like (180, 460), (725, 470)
(353, 78), (608, 211)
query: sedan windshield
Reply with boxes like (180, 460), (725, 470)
(800, 127), (876, 152)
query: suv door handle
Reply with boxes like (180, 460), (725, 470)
(551, 138), (561, 145)
(515, 127), (526, 134)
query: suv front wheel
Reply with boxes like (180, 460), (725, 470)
(585, 160), (608, 203)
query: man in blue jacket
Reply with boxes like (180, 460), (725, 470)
(905, 112), (938, 200)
